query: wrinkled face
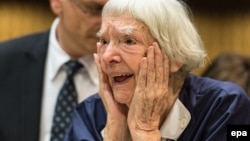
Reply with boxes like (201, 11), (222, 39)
(52, 0), (108, 57)
(97, 13), (155, 106)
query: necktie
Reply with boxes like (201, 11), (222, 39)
(50, 60), (83, 141)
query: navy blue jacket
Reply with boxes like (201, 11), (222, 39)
(64, 74), (250, 141)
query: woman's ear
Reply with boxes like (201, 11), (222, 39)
(49, 0), (62, 15)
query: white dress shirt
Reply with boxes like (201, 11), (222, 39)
(39, 18), (99, 141)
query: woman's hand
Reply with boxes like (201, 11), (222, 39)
(127, 42), (180, 141)
(94, 42), (131, 141)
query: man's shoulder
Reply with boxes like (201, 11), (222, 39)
(0, 30), (50, 50)
(0, 30), (50, 59)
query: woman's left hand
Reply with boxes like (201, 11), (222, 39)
(127, 42), (180, 141)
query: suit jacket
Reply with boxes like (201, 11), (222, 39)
(0, 31), (50, 141)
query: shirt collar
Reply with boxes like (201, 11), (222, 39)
(79, 55), (98, 85)
(47, 18), (98, 85)
(160, 98), (191, 140)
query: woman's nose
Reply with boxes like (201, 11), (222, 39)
(102, 44), (121, 64)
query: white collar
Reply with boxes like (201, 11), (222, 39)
(160, 99), (191, 140)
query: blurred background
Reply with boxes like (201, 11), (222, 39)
(0, 0), (250, 75)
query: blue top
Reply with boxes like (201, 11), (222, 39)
(64, 74), (250, 141)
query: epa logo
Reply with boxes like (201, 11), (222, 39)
(231, 131), (248, 138)
(227, 125), (250, 140)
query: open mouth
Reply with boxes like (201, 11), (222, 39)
(113, 74), (133, 83)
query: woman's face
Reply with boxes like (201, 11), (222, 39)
(97, 13), (155, 106)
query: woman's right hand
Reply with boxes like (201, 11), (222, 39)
(94, 42), (131, 141)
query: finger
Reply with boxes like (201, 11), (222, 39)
(145, 46), (156, 118)
(131, 58), (148, 123)
(94, 43), (104, 85)
(153, 42), (163, 84)
(136, 57), (147, 91)
(94, 43), (110, 98)
(94, 53), (101, 74)
(93, 53), (105, 98)
(94, 50), (115, 113)
(95, 42), (107, 85)
(147, 46), (155, 88)
(97, 42), (101, 55)
(162, 51), (170, 86)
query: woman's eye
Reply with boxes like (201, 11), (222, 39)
(99, 38), (108, 44)
(125, 39), (135, 45)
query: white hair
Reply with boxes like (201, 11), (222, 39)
(102, 0), (206, 72)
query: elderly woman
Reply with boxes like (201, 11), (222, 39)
(64, 0), (250, 140)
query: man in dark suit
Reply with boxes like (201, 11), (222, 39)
(0, 0), (107, 141)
